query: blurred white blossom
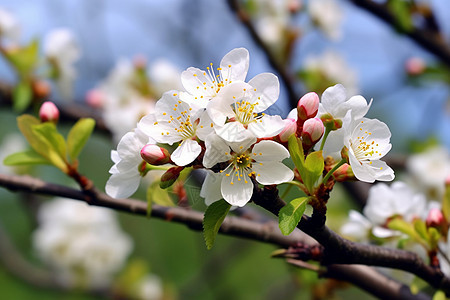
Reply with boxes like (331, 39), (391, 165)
(43, 28), (80, 101)
(0, 7), (20, 43)
(308, 0), (343, 40)
(407, 146), (450, 201)
(33, 198), (133, 289)
(135, 274), (164, 300)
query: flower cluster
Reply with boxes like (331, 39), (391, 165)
(33, 198), (133, 289)
(105, 48), (395, 208)
(106, 48), (294, 207)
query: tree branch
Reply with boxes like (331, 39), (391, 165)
(0, 173), (433, 299)
(348, 0), (450, 67)
(226, 0), (300, 108)
(251, 185), (450, 294)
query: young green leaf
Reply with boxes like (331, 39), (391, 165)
(33, 122), (67, 159)
(146, 181), (175, 217)
(288, 134), (305, 172)
(203, 200), (231, 250)
(6, 39), (39, 75)
(278, 197), (308, 235)
(17, 115), (67, 172)
(443, 183), (450, 223)
(3, 149), (50, 166)
(12, 80), (33, 112)
(387, 217), (416, 237)
(303, 151), (324, 192)
(67, 118), (96, 162)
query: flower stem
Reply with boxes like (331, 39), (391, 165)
(322, 159), (346, 184)
(319, 125), (332, 151)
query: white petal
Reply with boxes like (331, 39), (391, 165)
(220, 48), (249, 82)
(321, 84), (347, 117)
(215, 121), (251, 143)
(203, 134), (231, 168)
(221, 171), (253, 207)
(196, 110), (215, 141)
(367, 160), (395, 181)
(228, 136), (257, 153)
(287, 108), (297, 120)
(372, 226), (399, 238)
(105, 170), (141, 199)
(248, 73), (280, 112)
(247, 115), (285, 138)
(321, 129), (345, 159)
(200, 171), (223, 206)
(252, 140), (290, 162)
(344, 95), (372, 119)
(181, 67), (215, 98)
(171, 139), (201, 166)
(207, 81), (250, 126)
(111, 150), (121, 164)
(253, 161), (294, 185)
(348, 153), (375, 183)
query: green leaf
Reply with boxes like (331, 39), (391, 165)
(303, 151), (324, 192)
(66, 118), (96, 161)
(443, 183), (450, 223)
(17, 115), (67, 172)
(146, 182), (175, 217)
(413, 219), (429, 243)
(12, 80), (32, 112)
(278, 197), (308, 235)
(428, 227), (441, 250)
(387, 217), (416, 237)
(6, 39), (39, 75)
(433, 290), (446, 300)
(33, 123), (67, 159)
(387, 0), (413, 33)
(203, 200), (231, 250)
(288, 134), (305, 171)
(3, 149), (51, 166)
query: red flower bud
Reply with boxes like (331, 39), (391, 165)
(278, 118), (297, 142)
(301, 117), (324, 146)
(140, 144), (171, 165)
(160, 166), (184, 189)
(85, 89), (104, 108)
(405, 57), (426, 76)
(39, 101), (59, 123)
(297, 92), (319, 123)
(426, 208), (444, 228)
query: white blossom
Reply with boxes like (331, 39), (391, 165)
(138, 92), (214, 166)
(207, 80), (284, 142)
(308, 0), (343, 40)
(105, 128), (153, 199)
(43, 28), (80, 100)
(180, 48), (249, 109)
(0, 8), (20, 42)
(344, 117), (394, 183)
(202, 135), (293, 207)
(407, 146), (450, 201)
(33, 198), (132, 289)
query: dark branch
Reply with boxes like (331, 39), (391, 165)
(226, 0), (300, 108)
(348, 0), (450, 67)
(0, 173), (435, 299)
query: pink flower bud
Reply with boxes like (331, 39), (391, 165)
(446, 174), (450, 186)
(39, 101), (59, 123)
(405, 57), (426, 76)
(278, 118), (297, 142)
(133, 54), (147, 70)
(301, 117), (324, 146)
(160, 166), (184, 189)
(297, 92), (319, 122)
(85, 89), (104, 108)
(140, 144), (171, 165)
(332, 163), (355, 182)
(426, 208), (444, 228)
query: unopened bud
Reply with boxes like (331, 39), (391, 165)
(140, 144), (171, 165)
(341, 146), (349, 162)
(288, 0), (302, 13)
(405, 57), (426, 76)
(278, 118), (297, 142)
(320, 113), (342, 131)
(85, 89), (104, 108)
(160, 166), (184, 189)
(333, 163), (355, 182)
(39, 101), (59, 123)
(297, 92), (319, 123)
(301, 117), (324, 146)
(133, 54), (147, 70)
(32, 80), (51, 99)
(426, 208), (444, 228)
(446, 174), (450, 186)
